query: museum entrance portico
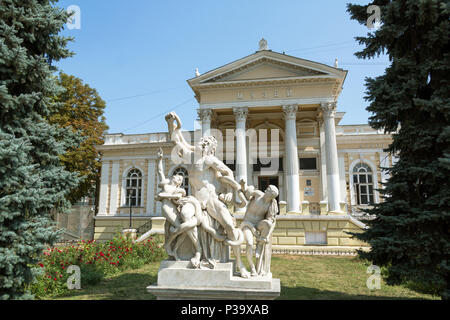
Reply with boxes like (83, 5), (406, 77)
(189, 42), (348, 214)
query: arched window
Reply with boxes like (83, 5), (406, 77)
(125, 169), (142, 207)
(353, 163), (374, 205)
(172, 167), (189, 195)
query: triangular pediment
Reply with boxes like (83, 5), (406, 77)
(188, 50), (346, 87)
(206, 59), (325, 83)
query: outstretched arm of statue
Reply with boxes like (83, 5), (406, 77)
(157, 148), (170, 185)
(165, 112), (194, 156)
(239, 179), (262, 200)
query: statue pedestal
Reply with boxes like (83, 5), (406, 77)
(147, 260), (280, 300)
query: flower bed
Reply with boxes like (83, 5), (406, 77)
(29, 235), (165, 299)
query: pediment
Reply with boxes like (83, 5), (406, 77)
(188, 50), (346, 87)
(205, 58), (326, 83)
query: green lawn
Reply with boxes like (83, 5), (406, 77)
(48, 255), (438, 300)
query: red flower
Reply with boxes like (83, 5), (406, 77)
(54, 278), (57, 281)
(39, 263), (44, 268)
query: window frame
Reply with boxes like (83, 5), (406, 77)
(352, 163), (375, 206)
(124, 168), (143, 207)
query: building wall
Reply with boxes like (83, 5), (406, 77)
(94, 124), (391, 248)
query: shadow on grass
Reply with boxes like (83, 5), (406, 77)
(55, 271), (158, 300)
(279, 285), (429, 300)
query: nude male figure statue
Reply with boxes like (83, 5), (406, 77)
(156, 147), (225, 267)
(165, 112), (241, 243)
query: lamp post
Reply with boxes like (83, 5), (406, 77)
(128, 187), (137, 229)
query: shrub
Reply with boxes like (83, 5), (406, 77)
(28, 235), (164, 299)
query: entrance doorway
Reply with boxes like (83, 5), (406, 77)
(258, 176), (280, 213)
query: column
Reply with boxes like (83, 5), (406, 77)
(320, 102), (342, 212)
(98, 161), (110, 215)
(318, 118), (328, 214)
(283, 105), (300, 213)
(233, 107), (248, 213)
(146, 159), (156, 216)
(197, 108), (212, 137)
(109, 161), (120, 215)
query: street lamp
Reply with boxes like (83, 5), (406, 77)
(127, 186), (137, 229)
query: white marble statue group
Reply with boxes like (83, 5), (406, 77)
(156, 112), (279, 278)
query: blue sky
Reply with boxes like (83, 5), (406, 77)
(56, 0), (388, 134)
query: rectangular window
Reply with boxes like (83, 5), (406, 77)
(253, 158), (283, 172)
(300, 158), (317, 170)
(305, 232), (327, 245)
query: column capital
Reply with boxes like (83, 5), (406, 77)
(233, 107), (248, 122)
(282, 105), (298, 120)
(197, 108), (212, 122)
(320, 102), (337, 119)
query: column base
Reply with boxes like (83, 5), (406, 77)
(319, 201), (328, 215)
(301, 201), (310, 215)
(279, 201), (287, 215)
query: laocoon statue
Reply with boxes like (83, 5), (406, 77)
(155, 111), (278, 278)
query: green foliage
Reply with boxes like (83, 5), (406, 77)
(0, 0), (81, 299)
(28, 235), (165, 299)
(49, 73), (109, 204)
(347, 0), (450, 299)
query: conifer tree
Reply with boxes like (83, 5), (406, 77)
(347, 0), (450, 299)
(0, 0), (81, 299)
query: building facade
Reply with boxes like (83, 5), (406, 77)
(95, 41), (393, 253)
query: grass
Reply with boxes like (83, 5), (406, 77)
(48, 254), (439, 300)
(271, 255), (438, 300)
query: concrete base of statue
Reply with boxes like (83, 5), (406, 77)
(146, 260), (280, 300)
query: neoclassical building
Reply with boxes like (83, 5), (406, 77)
(95, 40), (393, 253)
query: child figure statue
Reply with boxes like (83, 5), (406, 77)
(235, 179), (279, 278)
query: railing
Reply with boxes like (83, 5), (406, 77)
(136, 219), (153, 236)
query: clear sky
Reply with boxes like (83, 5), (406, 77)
(56, 0), (388, 134)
